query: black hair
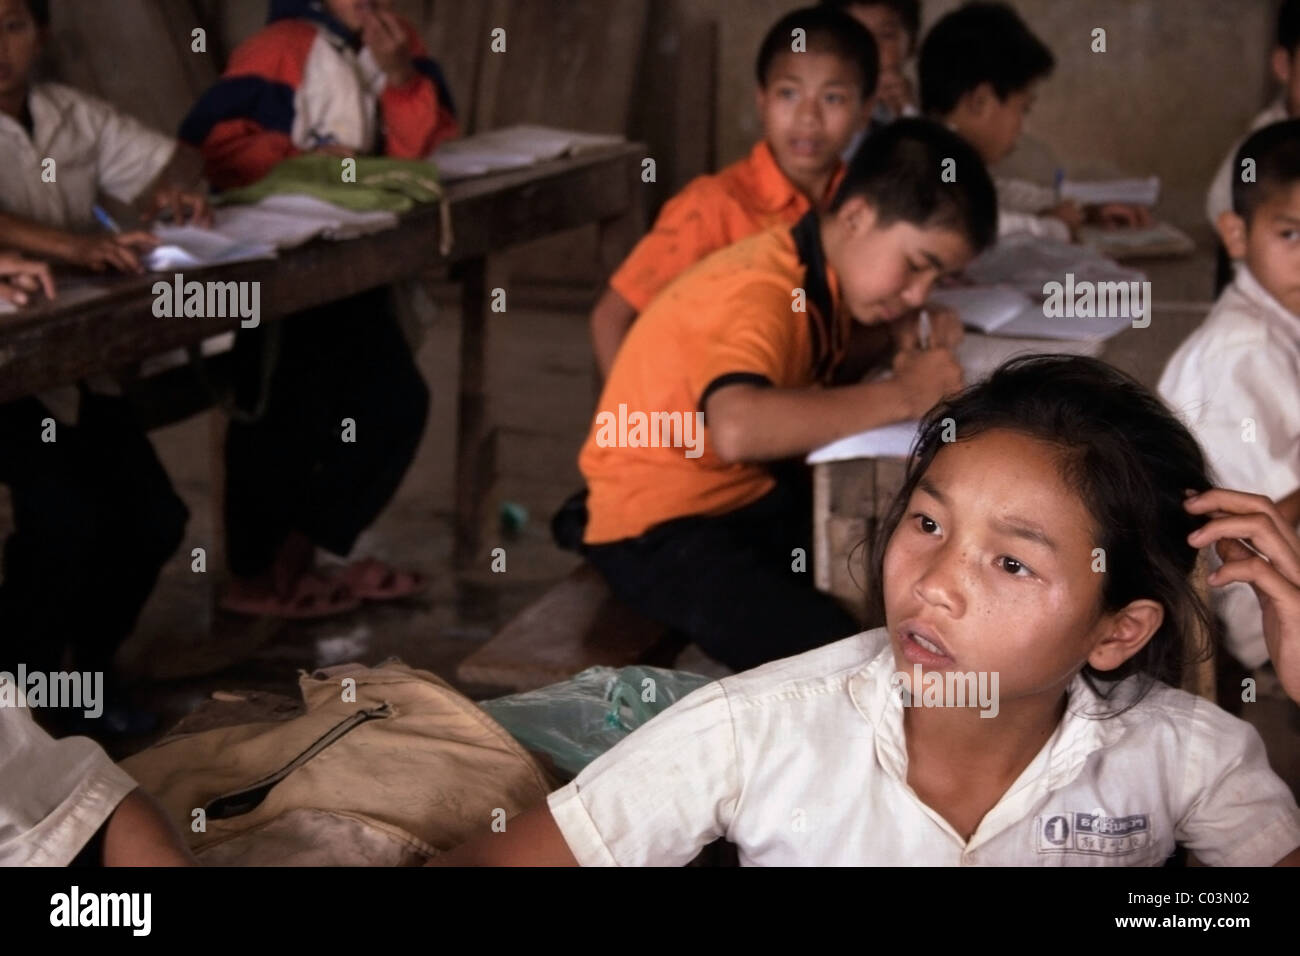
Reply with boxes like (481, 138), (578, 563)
(821, 0), (922, 53)
(831, 116), (997, 254)
(25, 0), (49, 27)
(918, 1), (1055, 116)
(869, 355), (1216, 715)
(1279, 0), (1300, 55)
(755, 5), (880, 99)
(1232, 118), (1300, 222)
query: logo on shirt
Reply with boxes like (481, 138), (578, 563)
(1035, 811), (1151, 856)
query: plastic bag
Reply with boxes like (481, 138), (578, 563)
(479, 666), (713, 778)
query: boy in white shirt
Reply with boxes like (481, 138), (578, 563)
(1160, 119), (1300, 671)
(1205, 0), (1300, 228)
(0, 0), (208, 734)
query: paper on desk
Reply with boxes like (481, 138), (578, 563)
(430, 124), (625, 181)
(206, 194), (399, 250)
(1059, 176), (1160, 206)
(806, 335), (1105, 464)
(928, 282), (1135, 342)
(146, 225), (277, 271)
(1076, 220), (1196, 260)
(964, 233), (1147, 298)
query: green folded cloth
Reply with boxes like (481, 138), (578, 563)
(217, 155), (444, 212)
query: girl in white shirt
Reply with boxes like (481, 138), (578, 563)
(441, 355), (1300, 867)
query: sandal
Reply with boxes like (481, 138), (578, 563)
(220, 571), (361, 620)
(338, 557), (428, 603)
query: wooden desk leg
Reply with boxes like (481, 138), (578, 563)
(453, 256), (489, 569)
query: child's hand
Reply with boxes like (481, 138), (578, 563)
(1048, 200), (1084, 236)
(144, 185), (212, 228)
(1185, 488), (1300, 704)
(0, 252), (55, 305)
(59, 232), (158, 274)
(1086, 203), (1152, 229)
(891, 346), (963, 418)
(362, 3), (414, 86)
(892, 304), (963, 351)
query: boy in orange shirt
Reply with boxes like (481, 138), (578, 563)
(590, 5), (879, 377)
(577, 119), (996, 671)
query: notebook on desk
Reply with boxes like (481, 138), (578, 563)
(806, 334), (1105, 464)
(430, 125), (625, 181)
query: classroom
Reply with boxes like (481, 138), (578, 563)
(1, 0), (1299, 890)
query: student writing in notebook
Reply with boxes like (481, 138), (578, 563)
(0, 0), (205, 734)
(570, 120), (992, 674)
(918, 2), (1148, 242)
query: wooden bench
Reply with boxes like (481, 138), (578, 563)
(456, 563), (680, 692)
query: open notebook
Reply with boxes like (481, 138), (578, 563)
(430, 124), (625, 181)
(145, 195), (400, 271)
(806, 335), (1104, 464)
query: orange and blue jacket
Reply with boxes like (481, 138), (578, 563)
(180, 0), (458, 190)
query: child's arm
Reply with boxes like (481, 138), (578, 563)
(132, 144), (211, 228)
(430, 804), (578, 867)
(0, 211), (155, 274)
(101, 789), (196, 867)
(706, 346), (962, 462)
(591, 287), (638, 379)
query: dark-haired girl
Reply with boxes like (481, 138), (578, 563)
(438, 356), (1300, 866)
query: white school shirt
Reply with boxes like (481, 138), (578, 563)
(0, 82), (177, 423)
(1206, 97), (1288, 227)
(0, 703), (138, 866)
(548, 629), (1300, 866)
(1158, 265), (1300, 668)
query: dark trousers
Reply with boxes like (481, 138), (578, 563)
(584, 469), (860, 672)
(0, 390), (188, 678)
(224, 288), (429, 577)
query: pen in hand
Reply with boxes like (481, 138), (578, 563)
(92, 204), (122, 234)
(918, 308), (932, 350)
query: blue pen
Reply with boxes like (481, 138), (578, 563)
(92, 204), (122, 234)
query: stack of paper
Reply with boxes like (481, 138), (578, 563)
(965, 233), (1147, 297)
(205, 195), (400, 250)
(806, 335), (1104, 464)
(928, 281), (1137, 342)
(1076, 220), (1196, 261)
(430, 124), (624, 181)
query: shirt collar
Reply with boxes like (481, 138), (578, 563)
(1231, 263), (1300, 338)
(848, 629), (1130, 846)
(790, 209), (852, 382)
(747, 140), (845, 214)
(0, 84), (63, 148)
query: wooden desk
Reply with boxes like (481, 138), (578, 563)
(0, 143), (646, 566)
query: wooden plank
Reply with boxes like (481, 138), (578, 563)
(456, 563), (674, 692)
(0, 145), (644, 402)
